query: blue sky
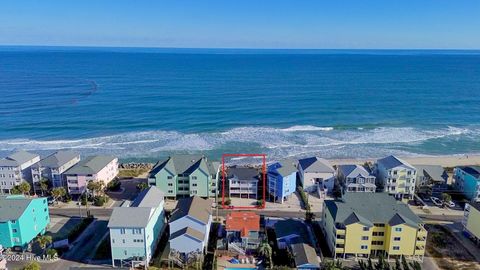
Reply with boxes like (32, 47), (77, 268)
(1, 0), (479, 49)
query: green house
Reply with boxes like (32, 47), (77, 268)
(0, 195), (50, 249)
(148, 155), (219, 199)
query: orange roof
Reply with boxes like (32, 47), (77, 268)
(225, 211), (260, 237)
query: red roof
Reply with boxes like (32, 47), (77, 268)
(225, 212), (260, 237)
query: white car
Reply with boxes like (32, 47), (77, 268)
(446, 201), (455, 208)
(430, 197), (442, 206)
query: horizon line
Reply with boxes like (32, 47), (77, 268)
(1, 44), (480, 51)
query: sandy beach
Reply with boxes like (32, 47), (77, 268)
(331, 154), (480, 168)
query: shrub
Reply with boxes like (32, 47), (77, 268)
(225, 198), (232, 206)
(297, 187), (311, 211)
(46, 248), (58, 258)
(107, 179), (121, 191)
(93, 195), (109, 206)
(68, 217), (94, 242)
(22, 261), (41, 270)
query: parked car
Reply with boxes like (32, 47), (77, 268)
(445, 201), (456, 208)
(431, 197), (442, 206)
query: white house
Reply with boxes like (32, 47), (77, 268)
(0, 150), (40, 194)
(31, 150), (80, 190)
(169, 196), (212, 263)
(297, 157), (335, 194)
(228, 167), (259, 199)
(108, 187), (166, 268)
(336, 164), (376, 192)
(374, 155), (416, 200)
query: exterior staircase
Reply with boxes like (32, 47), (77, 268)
(228, 242), (246, 255)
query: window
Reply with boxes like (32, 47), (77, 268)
(393, 246), (400, 250)
(373, 232), (385, 237)
(362, 236), (369, 240)
(112, 239), (115, 243)
(13, 237), (20, 243)
(374, 223), (385, 227)
(372, 241), (384, 245)
(168, 190), (173, 193)
(124, 250), (127, 255)
(133, 228), (142, 234)
(167, 176), (173, 179)
(12, 229), (17, 233)
(192, 183), (197, 187)
(395, 228), (402, 232)
(192, 176), (197, 180)
(120, 228), (126, 234)
(122, 239), (125, 244)
(11, 220), (16, 224)
(394, 237), (401, 241)
(361, 245), (368, 250)
(363, 227), (369, 231)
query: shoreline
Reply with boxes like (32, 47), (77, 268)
(119, 153), (480, 169)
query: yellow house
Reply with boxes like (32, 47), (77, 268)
(463, 202), (480, 245)
(321, 193), (427, 261)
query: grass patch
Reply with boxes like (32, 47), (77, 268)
(118, 168), (150, 178)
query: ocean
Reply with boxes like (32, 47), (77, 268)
(1, 47), (480, 162)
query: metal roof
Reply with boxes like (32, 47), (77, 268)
(228, 167), (259, 181)
(149, 155), (216, 178)
(291, 243), (319, 268)
(169, 227), (204, 242)
(413, 164), (448, 182)
(0, 150), (39, 166)
(337, 164), (374, 178)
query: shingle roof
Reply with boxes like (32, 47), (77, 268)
(0, 150), (39, 166)
(33, 151), (79, 168)
(338, 164), (374, 178)
(226, 212), (260, 237)
(228, 167), (259, 181)
(108, 207), (152, 228)
(413, 164), (448, 182)
(0, 195), (35, 222)
(169, 227), (204, 242)
(64, 155), (116, 175)
(269, 160), (298, 177)
(149, 155), (216, 178)
(291, 243), (319, 268)
(325, 193), (422, 228)
(377, 155), (415, 170)
(108, 186), (164, 228)
(298, 157), (334, 173)
(170, 196), (212, 224)
(130, 186), (164, 208)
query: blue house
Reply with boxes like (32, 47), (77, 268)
(267, 160), (298, 203)
(0, 195), (50, 249)
(454, 166), (480, 202)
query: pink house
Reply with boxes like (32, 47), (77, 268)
(64, 155), (118, 195)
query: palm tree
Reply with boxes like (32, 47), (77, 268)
(257, 241), (273, 268)
(35, 235), (52, 254)
(18, 182), (31, 196)
(51, 187), (66, 204)
(39, 178), (50, 196)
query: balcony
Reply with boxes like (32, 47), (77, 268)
(336, 238), (345, 244)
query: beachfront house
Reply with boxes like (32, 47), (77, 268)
(453, 166), (480, 202)
(64, 155), (118, 195)
(0, 150), (40, 194)
(31, 151), (81, 191)
(297, 157), (335, 195)
(148, 155), (219, 199)
(225, 212), (261, 253)
(108, 187), (166, 268)
(374, 155), (416, 200)
(228, 167), (259, 199)
(336, 165), (376, 193)
(169, 196), (212, 264)
(267, 160), (297, 203)
(413, 165), (448, 188)
(0, 195), (50, 249)
(290, 243), (320, 270)
(463, 202), (480, 245)
(321, 193), (427, 261)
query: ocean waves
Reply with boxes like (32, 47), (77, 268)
(0, 125), (478, 161)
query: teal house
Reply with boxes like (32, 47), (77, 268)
(148, 155), (219, 199)
(0, 195), (50, 249)
(454, 166), (480, 202)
